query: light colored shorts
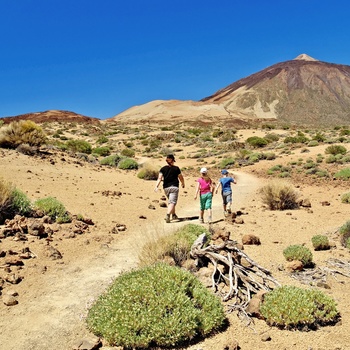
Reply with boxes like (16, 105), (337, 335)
(200, 192), (212, 210)
(164, 186), (179, 204)
(222, 191), (232, 205)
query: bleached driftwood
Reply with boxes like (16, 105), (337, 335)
(190, 234), (280, 308)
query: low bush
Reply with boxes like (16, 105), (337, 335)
(86, 263), (226, 348)
(311, 235), (330, 251)
(121, 148), (135, 158)
(246, 136), (268, 148)
(33, 197), (70, 223)
(334, 168), (350, 180)
(0, 120), (47, 148)
(11, 188), (32, 216)
(138, 224), (210, 267)
(96, 135), (108, 144)
(260, 286), (339, 330)
(283, 244), (313, 266)
(118, 157), (138, 170)
(100, 154), (122, 166)
(259, 180), (299, 210)
(66, 139), (92, 154)
(137, 164), (159, 180)
(92, 146), (111, 157)
(219, 157), (235, 168)
(339, 220), (350, 248)
(0, 179), (32, 223)
(341, 192), (350, 203)
(325, 144), (347, 155)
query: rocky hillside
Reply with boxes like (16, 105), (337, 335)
(0, 110), (101, 125)
(202, 54), (350, 126)
(111, 54), (350, 127)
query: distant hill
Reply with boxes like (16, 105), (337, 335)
(0, 110), (101, 125)
(109, 54), (350, 127)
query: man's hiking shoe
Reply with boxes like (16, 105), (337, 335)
(227, 208), (232, 214)
(172, 214), (178, 221)
(224, 211), (228, 217)
(165, 214), (171, 223)
(199, 218), (204, 223)
(208, 216), (212, 224)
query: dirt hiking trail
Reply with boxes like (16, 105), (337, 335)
(0, 170), (261, 350)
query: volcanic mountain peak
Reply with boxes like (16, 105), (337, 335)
(294, 53), (318, 61)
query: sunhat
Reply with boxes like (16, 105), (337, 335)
(200, 167), (207, 174)
(221, 169), (228, 175)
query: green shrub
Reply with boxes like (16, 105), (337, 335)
(246, 136), (268, 148)
(100, 154), (122, 166)
(139, 224), (210, 267)
(0, 179), (16, 223)
(325, 144), (347, 155)
(334, 168), (350, 180)
(219, 157), (235, 168)
(283, 244), (313, 266)
(312, 132), (326, 142)
(118, 157), (138, 170)
(0, 180), (32, 223)
(341, 192), (350, 203)
(33, 197), (70, 222)
(96, 135), (108, 144)
(11, 188), (32, 216)
(339, 220), (350, 247)
(121, 148), (136, 157)
(260, 286), (339, 330)
(86, 263), (226, 348)
(92, 146), (111, 157)
(139, 224), (210, 266)
(264, 133), (279, 142)
(0, 120), (47, 148)
(66, 139), (92, 154)
(259, 180), (299, 210)
(137, 164), (159, 180)
(307, 140), (319, 147)
(311, 235), (330, 251)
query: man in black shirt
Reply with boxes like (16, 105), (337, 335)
(154, 154), (185, 223)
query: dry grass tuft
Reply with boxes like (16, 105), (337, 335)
(259, 180), (300, 210)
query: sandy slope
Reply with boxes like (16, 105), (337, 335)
(1, 147), (350, 350)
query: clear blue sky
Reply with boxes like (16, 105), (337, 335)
(1, 0), (350, 120)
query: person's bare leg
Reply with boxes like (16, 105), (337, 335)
(167, 203), (175, 215)
(208, 208), (212, 223)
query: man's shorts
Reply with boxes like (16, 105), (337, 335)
(164, 186), (179, 204)
(200, 192), (212, 210)
(222, 191), (232, 205)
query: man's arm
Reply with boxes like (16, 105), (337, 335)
(154, 173), (163, 192)
(178, 174), (185, 188)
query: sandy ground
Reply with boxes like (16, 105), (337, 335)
(1, 141), (350, 350)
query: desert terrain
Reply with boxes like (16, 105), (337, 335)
(1, 121), (350, 350)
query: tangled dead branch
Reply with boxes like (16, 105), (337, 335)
(291, 258), (350, 286)
(191, 234), (280, 316)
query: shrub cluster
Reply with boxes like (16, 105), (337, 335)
(339, 221), (350, 249)
(260, 286), (339, 330)
(311, 235), (330, 251)
(138, 224), (210, 267)
(86, 263), (226, 348)
(33, 197), (71, 223)
(0, 120), (47, 148)
(137, 164), (159, 180)
(283, 244), (313, 266)
(259, 180), (299, 210)
(0, 179), (32, 223)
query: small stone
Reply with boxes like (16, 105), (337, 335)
(261, 333), (271, 342)
(3, 295), (18, 306)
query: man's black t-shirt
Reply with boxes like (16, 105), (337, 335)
(160, 165), (181, 188)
